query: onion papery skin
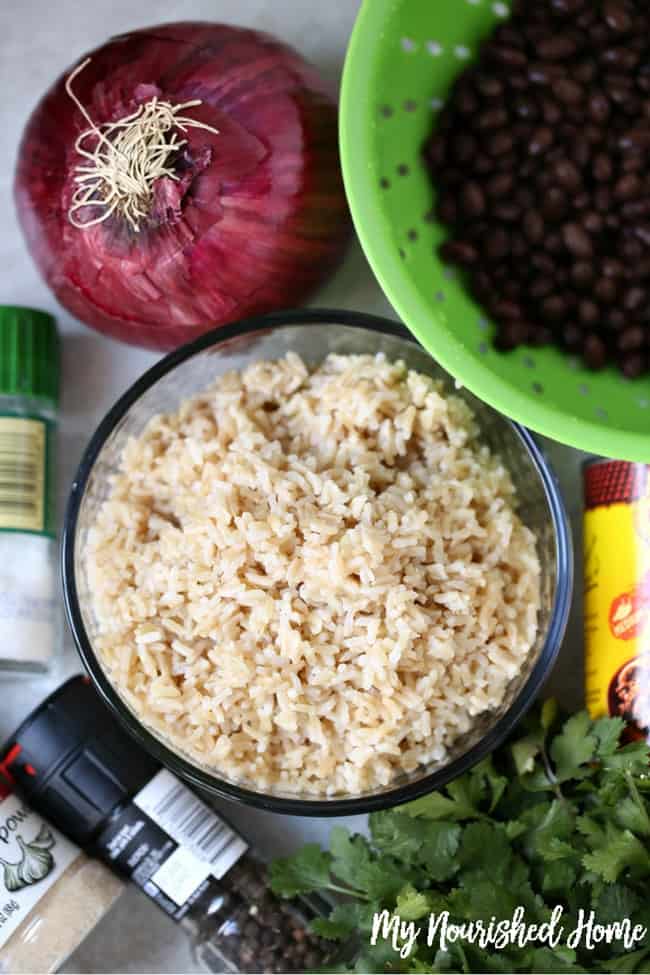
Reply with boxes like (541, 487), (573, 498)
(15, 22), (351, 350)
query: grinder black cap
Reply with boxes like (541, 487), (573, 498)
(0, 676), (160, 846)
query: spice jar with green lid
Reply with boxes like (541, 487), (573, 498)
(0, 306), (60, 673)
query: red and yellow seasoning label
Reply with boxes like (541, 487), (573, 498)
(584, 461), (650, 741)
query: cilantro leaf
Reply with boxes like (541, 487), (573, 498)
(457, 821), (513, 883)
(268, 843), (332, 897)
(592, 716), (625, 758)
(311, 903), (377, 941)
(330, 827), (404, 900)
(607, 949), (650, 973)
(512, 735), (542, 776)
(403, 781), (479, 822)
(370, 811), (460, 882)
(602, 741), (650, 775)
(583, 827), (650, 883)
(396, 884), (434, 921)
(549, 711), (597, 782)
(615, 796), (650, 837)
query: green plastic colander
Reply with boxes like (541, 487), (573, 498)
(340, 0), (650, 461)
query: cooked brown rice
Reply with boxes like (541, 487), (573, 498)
(85, 353), (540, 795)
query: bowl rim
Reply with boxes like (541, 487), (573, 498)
(62, 308), (573, 816)
(339, 0), (650, 464)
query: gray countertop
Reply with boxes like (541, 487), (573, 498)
(0, 1), (585, 971)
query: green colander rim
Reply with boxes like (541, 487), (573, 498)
(340, 0), (649, 462)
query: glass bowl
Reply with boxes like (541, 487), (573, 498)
(62, 309), (572, 815)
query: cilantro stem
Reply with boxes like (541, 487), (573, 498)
(541, 743), (564, 801)
(326, 882), (371, 901)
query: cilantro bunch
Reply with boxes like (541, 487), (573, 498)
(270, 704), (650, 973)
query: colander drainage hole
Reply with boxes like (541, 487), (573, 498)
(478, 342), (488, 356)
(397, 163), (410, 176)
(523, 356), (535, 369)
(435, 290), (445, 302)
(380, 105), (393, 118)
(532, 382), (544, 395)
(579, 384), (590, 396)
(407, 229), (418, 241)
(379, 178), (390, 190)
(595, 407), (608, 421)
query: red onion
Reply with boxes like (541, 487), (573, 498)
(15, 22), (350, 350)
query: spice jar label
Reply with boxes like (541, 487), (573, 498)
(0, 417), (50, 535)
(96, 769), (248, 921)
(0, 792), (80, 950)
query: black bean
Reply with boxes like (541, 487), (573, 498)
(603, 258), (625, 278)
(486, 172), (514, 199)
(494, 203), (521, 222)
(436, 196), (457, 225)
(622, 199), (650, 219)
(594, 186), (613, 213)
(563, 222), (593, 257)
(622, 237), (644, 262)
(621, 352), (648, 377)
(495, 321), (529, 349)
(461, 182), (486, 218)
(489, 132), (515, 156)
(543, 187), (569, 222)
(572, 137), (591, 167)
(555, 159), (582, 191)
(488, 45), (528, 68)
(514, 96), (539, 120)
(453, 134), (478, 164)
(542, 295), (567, 321)
(477, 108), (509, 130)
(588, 92), (611, 123)
(618, 325), (646, 351)
(524, 210), (545, 244)
(602, 0), (632, 33)
(476, 75), (505, 99)
(592, 153), (613, 182)
(574, 59), (597, 84)
(564, 324), (584, 349)
(553, 78), (584, 104)
(584, 212), (604, 234)
(607, 309), (626, 330)
(572, 262), (594, 288)
(485, 229), (511, 260)
(542, 99), (563, 125)
(537, 35), (578, 59)
(595, 277), (618, 303)
(619, 129), (650, 152)
(528, 127), (554, 156)
(634, 224), (650, 247)
(623, 287), (648, 312)
(579, 299), (600, 325)
(530, 326), (555, 346)
(456, 89), (480, 116)
(583, 334), (608, 369)
(530, 277), (555, 299)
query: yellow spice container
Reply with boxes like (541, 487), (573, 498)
(584, 460), (650, 741)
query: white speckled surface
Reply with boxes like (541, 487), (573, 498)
(0, 1), (584, 971)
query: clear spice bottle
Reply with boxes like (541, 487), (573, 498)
(0, 306), (60, 674)
(3, 677), (332, 974)
(0, 774), (123, 973)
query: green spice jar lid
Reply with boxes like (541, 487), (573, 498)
(0, 306), (60, 406)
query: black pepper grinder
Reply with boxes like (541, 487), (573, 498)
(1, 677), (330, 975)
